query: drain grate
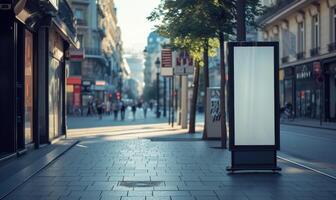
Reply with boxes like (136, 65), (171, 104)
(119, 181), (163, 188)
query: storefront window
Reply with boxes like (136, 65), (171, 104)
(295, 64), (322, 119)
(24, 30), (33, 144)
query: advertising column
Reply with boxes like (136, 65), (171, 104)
(206, 87), (221, 139)
(227, 42), (280, 172)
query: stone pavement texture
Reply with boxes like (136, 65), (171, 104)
(3, 124), (336, 200)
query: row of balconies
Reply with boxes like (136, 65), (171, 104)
(281, 42), (336, 64)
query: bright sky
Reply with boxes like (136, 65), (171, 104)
(114, 0), (160, 53)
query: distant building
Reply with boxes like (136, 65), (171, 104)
(258, 0), (336, 121)
(143, 31), (168, 88)
(125, 51), (145, 95)
(67, 0), (124, 113)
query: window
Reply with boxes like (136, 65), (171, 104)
(282, 30), (289, 57)
(312, 15), (320, 48)
(75, 9), (84, 21)
(298, 22), (305, 53)
(333, 8), (336, 42)
(70, 62), (82, 76)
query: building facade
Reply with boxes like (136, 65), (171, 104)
(67, 0), (124, 113)
(259, 0), (336, 121)
(0, 0), (77, 158)
(144, 31), (168, 89)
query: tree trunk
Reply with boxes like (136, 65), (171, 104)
(219, 33), (227, 149)
(188, 61), (200, 133)
(202, 40), (210, 139)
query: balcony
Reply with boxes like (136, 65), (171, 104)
(296, 52), (305, 60)
(328, 43), (336, 52)
(310, 47), (320, 57)
(281, 56), (289, 64)
(96, 0), (105, 18)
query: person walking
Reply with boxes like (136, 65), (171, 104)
(143, 102), (148, 119)
(131, 102), (137, 121)
(120, 101), (126, 121)
(87, 99), (93, 116)
(106, 100), (111, 115)
(97, 100), (104, 120)
(112, 101), (119, 120)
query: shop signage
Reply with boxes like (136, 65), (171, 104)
(161, 48), (174, 76)
(67, 77), (81, 85)
(296, 65), (312, 80)
(95, 80), (106, 86)
(82, 81), (91, 86)
(70, 47), (85, 61)
(227, 42), (280, 172)
(81, 81), (92, 93)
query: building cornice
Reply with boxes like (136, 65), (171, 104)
(258, 0), (317, 27)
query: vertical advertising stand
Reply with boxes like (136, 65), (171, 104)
(206, 87), (221, 139)
(227, 42), (281, 172)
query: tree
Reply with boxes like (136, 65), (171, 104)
(149, 0), (263, 146)
(148, 0), (219, 135)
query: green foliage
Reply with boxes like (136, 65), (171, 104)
(148, 0), (263, 63)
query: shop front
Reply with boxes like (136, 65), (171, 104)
(279, 67), (295, 109)
(0, 0), (77, 159)
(66, 77), (82, 114)
(295, 63), (322, 119)
(324, 61), (336, 121)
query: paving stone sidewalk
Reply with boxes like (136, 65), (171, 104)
(4, 137), (336, 200)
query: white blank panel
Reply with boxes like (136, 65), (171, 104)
(234, 47), (275, 146)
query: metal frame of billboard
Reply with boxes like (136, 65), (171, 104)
(226, 41), (281, 172)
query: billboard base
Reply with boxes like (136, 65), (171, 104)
(226, 150), (281, 172)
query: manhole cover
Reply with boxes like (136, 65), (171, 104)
(119, 181), (163, 188)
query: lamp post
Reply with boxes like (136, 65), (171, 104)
(155, 58), (161, 118)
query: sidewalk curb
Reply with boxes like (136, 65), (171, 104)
(0, 140), (79, 200)
(281, 122), (336, 131)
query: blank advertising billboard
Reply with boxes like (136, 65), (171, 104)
(233, 46), (275, 146)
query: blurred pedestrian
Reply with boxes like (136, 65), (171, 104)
(131, 102), (137, 121)
(106, 101), (111, 115)
(112, 101), (119, 120)
(97, 100), (104, 120)
(87, 99), (93, 116)
(120, 101), (126, 120)
(143, 102), (148, 119)
(149, 101), (153, 111)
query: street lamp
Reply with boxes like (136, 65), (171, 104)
(155, 57), (161, 118)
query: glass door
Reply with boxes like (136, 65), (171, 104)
(24, 30), (33, 144)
